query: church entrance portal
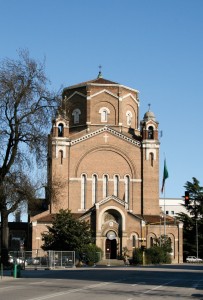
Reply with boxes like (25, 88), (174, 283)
(106, 238), (117, 259)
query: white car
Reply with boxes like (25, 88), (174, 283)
(9, 255), (28, 268)
(186, 256), (203, 263)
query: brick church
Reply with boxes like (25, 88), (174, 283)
(31, 72), (183, 263)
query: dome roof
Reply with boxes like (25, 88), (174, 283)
(143, 110), (156, 122)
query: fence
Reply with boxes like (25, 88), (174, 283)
(9, 250), (75, 269)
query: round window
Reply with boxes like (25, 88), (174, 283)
(107, 231), (116, 240)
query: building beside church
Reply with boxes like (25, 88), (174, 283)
(31, 73), (183, 263)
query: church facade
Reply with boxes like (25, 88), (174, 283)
(31, 74), (183, 263)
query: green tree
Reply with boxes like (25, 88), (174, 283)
(146, 235), (172, 264)
(176, 212), (199, 260)
(42, 209), (93, 253)
(0, 50), (60, 264)
(154, 234), (172, 253)
(184, 177), (203, 218)
(176, 177), (203, 260)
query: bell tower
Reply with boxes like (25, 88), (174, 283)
(47, 110), (70, 213)
(140, 105), (160, 215)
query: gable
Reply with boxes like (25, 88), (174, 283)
(122, 93), (139, 106)
(90, 89), (119, 100)
(66, 91), (86, 101)
(71, 126), (141, 147)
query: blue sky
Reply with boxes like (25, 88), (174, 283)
(1, 0), (203, 201)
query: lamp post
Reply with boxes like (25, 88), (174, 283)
(192, 198), (199, 260)
(196, 218), (198, 259)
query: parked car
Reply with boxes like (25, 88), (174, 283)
(26, 257), (34, 265)
(32, 257), (40, 265)
(26, 256), (48, 266)
(8, 255), (14, 264)
(8, 255), (27, 268)
(62, 256), (73, 266)
(186, 256), (203, 263)
(26, 257), (40, 265)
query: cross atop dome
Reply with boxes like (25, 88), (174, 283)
(148, 103), (151, 111)
(97, 65), (103, 78)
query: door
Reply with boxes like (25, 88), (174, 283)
(106, 239), (117, 259)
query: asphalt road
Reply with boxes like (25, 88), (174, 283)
(0, 264), (203, 300)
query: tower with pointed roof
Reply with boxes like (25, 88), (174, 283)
(31, 74), (183, 263)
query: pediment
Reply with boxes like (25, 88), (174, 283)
(95, 195), (126, 208)
(71, 126), (141, 147)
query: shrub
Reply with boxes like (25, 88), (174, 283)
(80, 244), (102, 264)
(145, 246), (172, 264)
(129, 248), (143, 265)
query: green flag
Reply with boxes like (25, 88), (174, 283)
(161, 159), (169, 193)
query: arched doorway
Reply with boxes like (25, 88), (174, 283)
(101, 209), (123, 258)
(106, 231), (117, 259)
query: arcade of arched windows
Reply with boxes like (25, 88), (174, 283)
(81, 173), (131, 209)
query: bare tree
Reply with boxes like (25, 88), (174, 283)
(0, 172), (36, 256)
(0, 49), (60, 264)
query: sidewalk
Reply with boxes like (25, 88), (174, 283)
(0, 270), (18, 280)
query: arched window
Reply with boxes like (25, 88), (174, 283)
(132, 235), (136, 248)
(150, 237), (154, 247)
(168, 237), (174, 256)
(148, 126), (154, 139)
(102, 110), (107, 122)
(92, 174), (97, 204)
(72, 108), (81, 124)
(81, 174), (86, 209)
(150, 152), (154, 167)
(124, 175), (130, 204)
(126, 110), (132, 126)
(59, 150), (63, 164)
(58, 123), (64, 137)
(103, 175), (108, 197)
(99, 107), (110, 122)
(114, 175), (119, 197)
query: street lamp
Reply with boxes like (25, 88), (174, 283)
(196, 218), (199, 259)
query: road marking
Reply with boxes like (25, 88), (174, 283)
(143, 280), (176, 294)
(83, 282), (109, 289)
(192, 280), (203, 288)
(27, 282), (111, 300)
(0, 285), (17, 290)
(29, 281), (47, 285)
(132, 282), (146, 286)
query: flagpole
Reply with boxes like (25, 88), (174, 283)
(164, 185), (166, 237)
(161, 157), (168, 238)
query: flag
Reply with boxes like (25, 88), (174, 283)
(161, 159), (169, 193)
